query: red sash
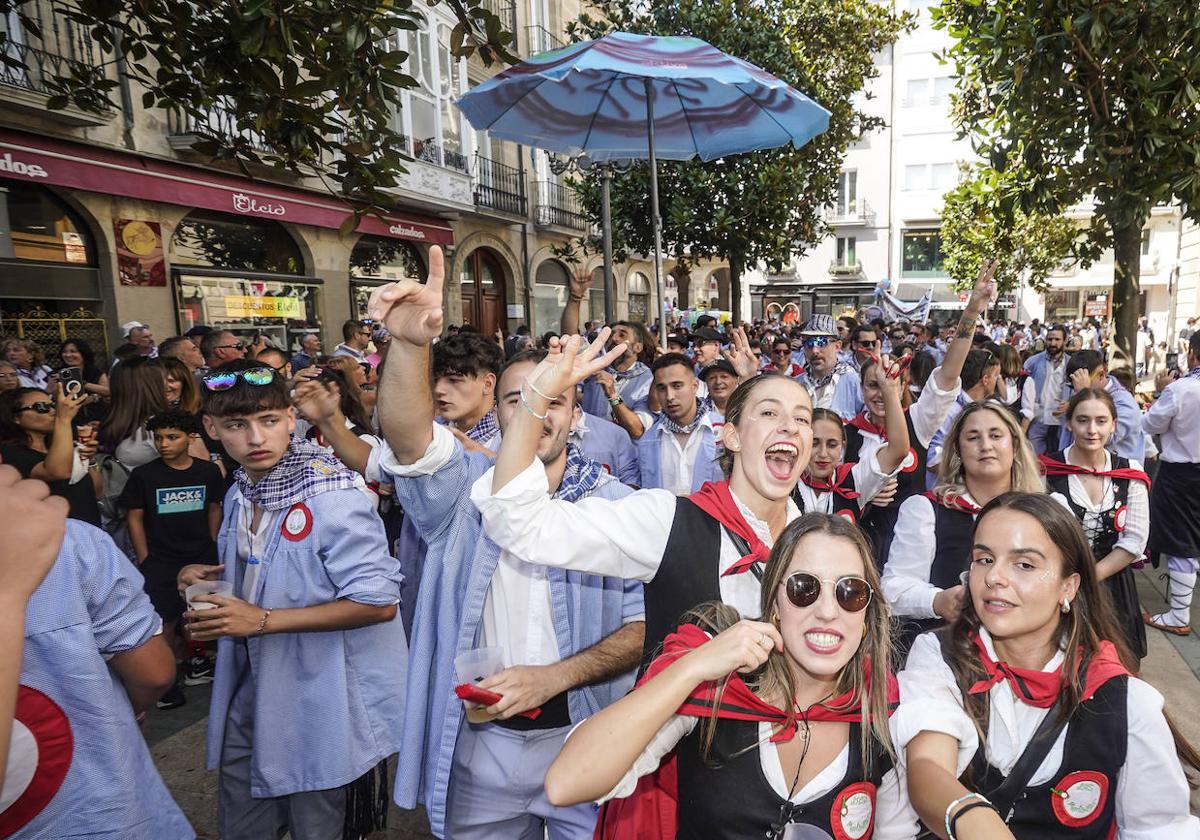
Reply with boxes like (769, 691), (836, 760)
(847, 411), (888, 441)
(967, 632), (1131, 708)
(1038, 454), (1151, 489)
(802, 463), (860, 500)
(922, 490), (981, 515)
(690, 481), (772, 578)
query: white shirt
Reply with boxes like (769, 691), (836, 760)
(382, 423), (561, 667)
(1049, 446), (1149, 558)
(882, 492), (979, 619)
(657, 414), (714, 496)
(794, 449), (896, 514)
(470, 458), (800, 620)
(1039, 355), (1067, 426)
(235, 491), (273, 602)
(894, 630), (1200, 839)
(1142, 374), (1200, 464)
(852, 367), (962, 475)
(592, 716), (919, 840)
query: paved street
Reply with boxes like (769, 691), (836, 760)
(148, 565), (1200, 837)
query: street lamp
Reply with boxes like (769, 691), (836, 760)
(546, 152), (634, 325)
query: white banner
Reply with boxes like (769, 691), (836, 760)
(875, 288), (932, 323)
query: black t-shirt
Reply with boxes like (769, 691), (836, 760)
(0, 444), (102, 526)
(118, 456), (224, 569)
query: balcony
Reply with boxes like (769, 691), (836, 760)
(826, 199), (875, 226)
(0, 8), (114, 125)
(536, 180), (588, 230)
(474, 154), (527, 217)
(480, 0), (518, 40)
(829, 261), (865, 278)
(411, 138), (470, 173)
(526, 25), (565, 55)
(167, 106), (273, 154)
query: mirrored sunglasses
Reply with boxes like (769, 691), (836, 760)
(785, 572), (873, 613)
(802, 336), (832, 349)
(202, 367), (277, 391)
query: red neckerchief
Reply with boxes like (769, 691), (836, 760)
(967, 632), (1131, 708)
(640, 624), (899, 742)
(802, 463), (860, 500)
(1038, 453), (1151, 489)
(690, 481), (773, 577)
(847, 411), (888, 441)
(922, 490), (981, 515)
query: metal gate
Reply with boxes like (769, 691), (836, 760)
(0, 305), (110, 358)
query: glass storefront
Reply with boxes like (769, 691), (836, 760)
(533, 259), (569, 335)
(349, 235), (426, 319)
(627, 270), (651, 323)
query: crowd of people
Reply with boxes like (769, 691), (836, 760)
(1, 248), (1199, 840)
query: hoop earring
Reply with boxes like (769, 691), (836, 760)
(771, 610), (780, 627)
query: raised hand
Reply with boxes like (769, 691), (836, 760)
(722, 326), (759, 380)
(525, 329), (627, 405)
(966, 259), (999, 317)
(568, 271), (593, 301)
(53, 381), (88, 424)
(679, 619), (782, 682)
(291, 377), (342, 426)
(367, 245), (445, 346)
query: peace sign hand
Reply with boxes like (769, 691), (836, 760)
(367, 245), (445, 346)
(722, 326), (760, 381)
(525, 328), (627, 406)
(966, 259), (999, 318)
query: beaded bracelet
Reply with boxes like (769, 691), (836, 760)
(256, 608), (272, 636)
(520, 385), (548, 420)
(944, 792), (987, 839)
(525, 378), (554, 402)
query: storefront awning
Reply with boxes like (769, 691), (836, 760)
(0, 129), (454, 246)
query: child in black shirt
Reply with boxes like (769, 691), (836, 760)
(120, 409), (224, 708)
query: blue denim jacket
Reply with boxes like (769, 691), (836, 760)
(379, 428), (642, 837)
(205, 485), (406, 798)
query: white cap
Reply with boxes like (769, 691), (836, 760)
(121, 320), (148, 337)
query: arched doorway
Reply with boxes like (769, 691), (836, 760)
(627, 271), (651, 323)
(460, 247), (507, 337)
(350, 236), (426, 320)
(0, 182), (108, 356)
(170, 209), (319, 352)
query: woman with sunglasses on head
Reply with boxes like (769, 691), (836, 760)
(883, 402), (1044, 656)
(546, 513), (919, 839)
(845, 264), (999, 563)
(896, 493), (1200, 840)
(0, 385), (101, 525)
(1040, 388), (1149, 660)
(794, 357), (911, 522)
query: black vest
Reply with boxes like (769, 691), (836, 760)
(845, 412), (927, 565)
(676, 718), (891, 840)
(894, 497), (977, 655)
(791, 470), (861, 521)
(964, 677), (1128, 839)
(643, 499), (727, 664)
(1043, 451), (1132, 559)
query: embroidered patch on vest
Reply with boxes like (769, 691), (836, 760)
(1112, 504), (1128, 533)
(836, 509), (858, 523)
(281, 502), (313, 541)
(0, 686), (73, 836)
(1051, 770), (1109, 827)
(900, 448), (919, 473)
(830, 780), (876, 840)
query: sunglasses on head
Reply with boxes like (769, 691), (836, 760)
(785, 572), (873, 612)
(802, 336), (832, 349)
(202, 367), (276, 391)
(15, 401), (54, 415)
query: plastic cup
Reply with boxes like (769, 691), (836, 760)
(186, 580), (234, 611)
(455, 646), (505, 723)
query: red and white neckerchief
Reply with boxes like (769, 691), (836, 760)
(923, 490), (981, 515)
(1038, 453), (1151, 489)
(802, 463), (860, 500)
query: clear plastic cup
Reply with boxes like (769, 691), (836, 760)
(186, 580), (234, 611)
(454, 646), (505, 723)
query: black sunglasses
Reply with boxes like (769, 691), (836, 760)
(15, 401), (55, 415)
(785, 572), (873, 613)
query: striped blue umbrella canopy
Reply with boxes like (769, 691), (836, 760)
(457, 31), (831, 340)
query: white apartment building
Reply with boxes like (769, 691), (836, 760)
(750, 0), (1183, 342)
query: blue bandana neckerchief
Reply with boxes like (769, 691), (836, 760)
(235, 438), (360, 511)
(466, 408), (500, 444)
(610, 360), (649, 385)
(660, 397), (714, 435)
(553, 444), (605, 503)
(805, 361), (850, 392)
(1189, 366), (1200, 381)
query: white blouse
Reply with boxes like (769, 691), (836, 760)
(796, 449), (897, 514)
(881, 493), (978, 620)
(894, 630), (1200, 839)
(1048, 446), (1149, 558)
(591, 714), (920, 840)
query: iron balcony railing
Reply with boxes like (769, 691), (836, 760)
(474, 154), (527, 216)
(525, 24), (564, 55)
(480, 0), (518, 40)
(0, 5), (108, 98)
(167, 105), (273, 153)
(536, 180), (588, 230)
(412, 137), (469, 173)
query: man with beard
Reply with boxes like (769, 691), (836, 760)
(362, 248), (644, 839)
(795, 313), (863, 420)
(1023, 324), (1070, 454)
(636, 353), (723, 494)
(580, 321), (653, 437)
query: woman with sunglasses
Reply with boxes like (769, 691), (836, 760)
(794, 356), (911, 521)
(897, 493), (1200, 839)
(546, 513), (918, 839)
(0, 385), (101, 525)
(883, 401), (1044, 656)
(844, 264), (999, 562)
(1041, 388), (1149, 659)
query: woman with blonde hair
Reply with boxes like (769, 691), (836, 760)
(3, 338), (52, 389)
(547, 513), (919, 839)
(882, 400), (1043, 655)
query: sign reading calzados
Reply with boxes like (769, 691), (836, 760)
(223, 295), (303, 318)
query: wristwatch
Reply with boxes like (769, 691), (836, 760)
(608, 394), (624, 408)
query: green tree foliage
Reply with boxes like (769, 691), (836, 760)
(0, 0), (515, 223)
(940, 161), (1099, 295)
(567, 0), (910, 325)
(933, 0), (1200, 364)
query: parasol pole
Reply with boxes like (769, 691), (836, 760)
(645, 77), (668, 350)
